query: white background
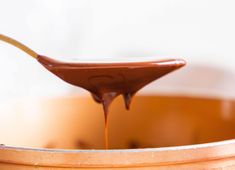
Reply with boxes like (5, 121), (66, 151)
(1, 0), (235, 99)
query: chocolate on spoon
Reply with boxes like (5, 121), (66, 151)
(0, 34), (186, 149)
(0, 34), (185, 114)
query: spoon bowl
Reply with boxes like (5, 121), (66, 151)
(0, 34), (186, 113)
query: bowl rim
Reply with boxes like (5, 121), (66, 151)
(2, 138), (235, 153)
(1, 138), (235, 168)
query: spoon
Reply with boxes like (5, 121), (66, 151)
(0, 34), (186, 149)
(0, 34), (186, 114)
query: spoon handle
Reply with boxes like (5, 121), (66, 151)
(0, 34), (38, 59)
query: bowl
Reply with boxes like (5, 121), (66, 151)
(1, 95), (235, 169)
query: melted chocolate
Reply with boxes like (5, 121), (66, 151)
(37, 55), (185, 149)
(37, 55), (185, 115)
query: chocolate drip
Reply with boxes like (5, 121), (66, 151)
(123, 93), (135, 110)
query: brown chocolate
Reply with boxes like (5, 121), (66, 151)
(37, 55), (185, 149)
(37, 55), (185, 115)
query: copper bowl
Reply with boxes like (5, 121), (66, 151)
(1, 95), (235, 169)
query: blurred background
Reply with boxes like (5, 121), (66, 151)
(1, 0), (235, 99)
